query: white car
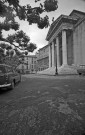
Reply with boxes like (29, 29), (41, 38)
(77, 65), (85, 75)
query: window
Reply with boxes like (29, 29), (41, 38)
(27, 65), (29, 70)
(32, 58), (33, 64)
(32, 65), (33, 69)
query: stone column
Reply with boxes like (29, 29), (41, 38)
(49, 44), (51, 68)
(62, 30), (68, 65)
(52, 41), (55, 67)
(56, 36), (60, 67)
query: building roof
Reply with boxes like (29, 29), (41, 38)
(74, 16), (85, 28)
(46, 15), (78, 41)
(46, 9), (85, 41)
(38, 44), (49, 51)
(69, 10), (85, 18)
(69, 10), (85, 28)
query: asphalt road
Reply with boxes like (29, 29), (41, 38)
(0, 74), (85, 135)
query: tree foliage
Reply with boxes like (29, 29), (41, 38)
(0, 0), (58, 66)
(6, 30), (37, 54)
(0, 1), (19, 38)
(0, 0), (58, 64)
(0, 0), (58, 33)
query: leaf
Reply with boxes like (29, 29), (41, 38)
(44, 0), (58, 12)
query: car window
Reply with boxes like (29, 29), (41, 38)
(0, 66), (6, 73)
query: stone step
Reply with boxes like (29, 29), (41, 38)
(37, 65), (78, 75)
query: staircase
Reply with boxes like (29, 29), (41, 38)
(37, 65), (78, 75)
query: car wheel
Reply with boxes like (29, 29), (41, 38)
(10, 81), (15, 90)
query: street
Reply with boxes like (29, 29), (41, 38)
(0, 74), (85, 135)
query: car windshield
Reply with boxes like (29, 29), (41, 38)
(0, 66), (6, 73)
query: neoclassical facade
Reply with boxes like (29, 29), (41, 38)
(36, 45), (49, 71)
(45, 10), (85, 74)
(18, 55), (37, 74)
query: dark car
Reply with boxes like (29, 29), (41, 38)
(0, 64), (21, 90)
(77, 65), (85, 75)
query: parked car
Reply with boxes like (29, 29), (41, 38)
(77, 65), (85, 75)
(0, 64), (21, 90)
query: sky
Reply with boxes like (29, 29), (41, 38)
(2, 0), (85, 54)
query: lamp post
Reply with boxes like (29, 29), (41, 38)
(55, 43), (58, 75)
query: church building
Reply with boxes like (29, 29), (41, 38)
(45, 10), (85, 75)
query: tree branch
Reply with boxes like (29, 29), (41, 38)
(0, 37), (23, 51)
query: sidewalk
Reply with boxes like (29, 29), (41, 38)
(22, 73), (85, 80)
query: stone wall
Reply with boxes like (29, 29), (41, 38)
(73, 19), (85, 66)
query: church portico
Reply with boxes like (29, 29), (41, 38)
(48, 27), (77, 74)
